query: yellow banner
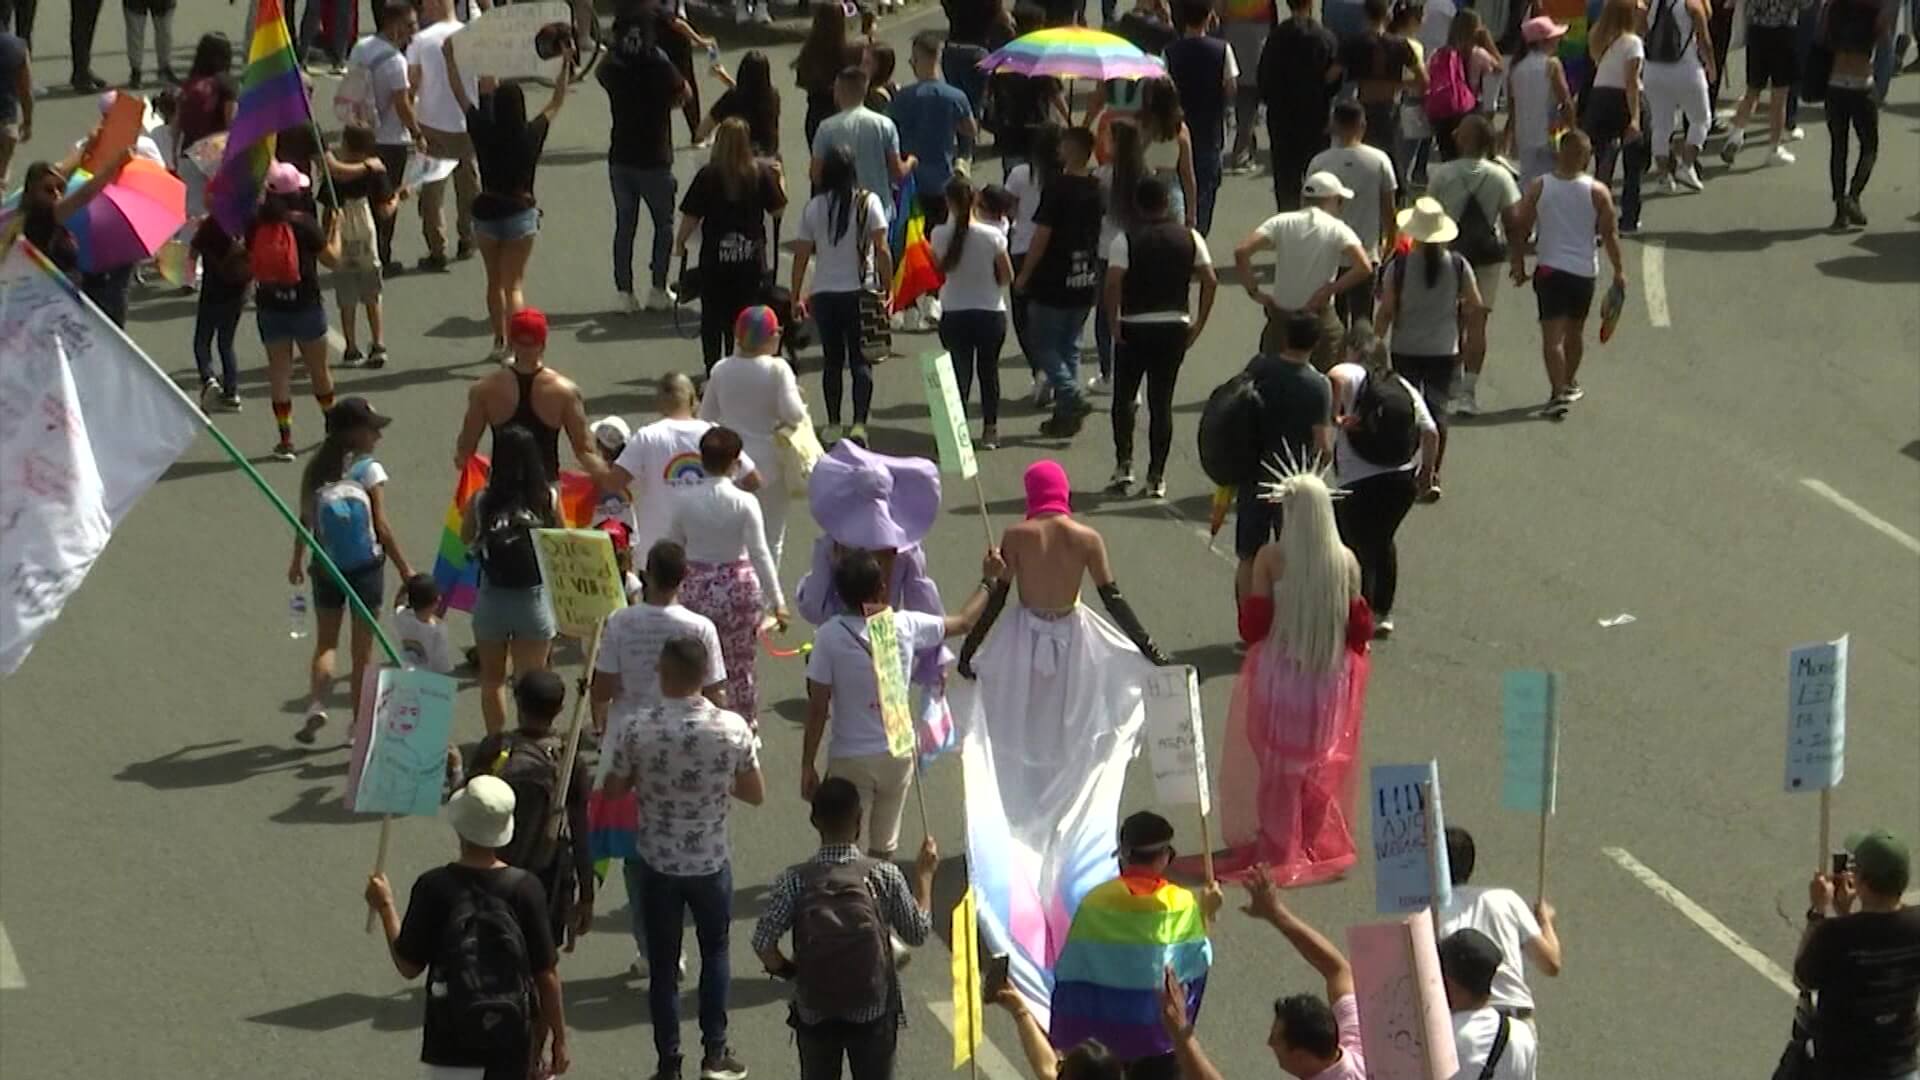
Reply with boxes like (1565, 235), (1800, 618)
(866, 606), (915, 759)
(951, 887), (983, 1069)
(531, 528), (626, 637)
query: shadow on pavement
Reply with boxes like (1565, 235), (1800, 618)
(246, 988), (423, 1033)
(1172, 641), (1244, 683)
(115, 739), (342, 790)
(1636, 225), (1831, 252)
(270, 785), (362, 826)
(1817, 231), (1920, 285)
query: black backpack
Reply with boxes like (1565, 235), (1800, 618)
(429, 874), (536, 1055)
(1453, 171), (1508, 266)
(792, 858), (892, 1020)
(1197, 368), (1266, 486)
(1645, 0), (1692, 64)
(477, 504), (545, 589)
(1344, 368), (1420, 467)
(484, 733), (566, 875)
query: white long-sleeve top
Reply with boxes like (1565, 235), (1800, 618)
(666, 476), (786, 610)
(699, 353), (808, 491)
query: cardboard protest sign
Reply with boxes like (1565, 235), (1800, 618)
(918, 351), (978, 479)
(1347, 909), (1460, 1080)
(347, 668), (456, 817)
(1370, 761), (1451, 914)
(951, 887), (985, 1068)
(532, 528), (626, 637)
(1785, 635), (1847, 793)
(451, 2), (571, 81)
(866, 606), (915, 758)
(400, 153), (459, 192)
(1144, 665), (1209, 814)
(83, 92), (148, 173)
(1501, 670), (1559, 813)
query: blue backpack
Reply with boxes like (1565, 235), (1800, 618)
(313, 459), (382, 571)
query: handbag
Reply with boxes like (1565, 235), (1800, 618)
(852, 191), (893, 359)
(774, 410), (826, 496)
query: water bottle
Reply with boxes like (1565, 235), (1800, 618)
(288, 592), (310, 640)
(706, 41), (721, 66)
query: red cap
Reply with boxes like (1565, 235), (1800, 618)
(508, 307), (549, 346)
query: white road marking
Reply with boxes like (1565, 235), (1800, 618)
(1800, 479), (1920, 556)
(0, 920), (24, 989)
(1604, 847), (1796, 997)
(922, 994), (1024, 1080)
(1642, 240), (1671, 327)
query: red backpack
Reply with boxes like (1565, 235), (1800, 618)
(1425, 47), (1478, 121)
(249, 220), (301, 286)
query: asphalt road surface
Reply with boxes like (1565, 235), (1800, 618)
(2, 5), (1917, 1078)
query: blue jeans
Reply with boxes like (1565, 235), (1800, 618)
(812, 290), (872, 425)
(637, 857), (734, 1066)
(610, 163), (676, 294)
(942, 45), (988, 159)
(194, 295), (242, 392)
(1193, 138), (1223, 235)
(1025, 301), (1089, 416)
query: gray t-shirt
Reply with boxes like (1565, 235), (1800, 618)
(1306, 143), (1398, 258)
(812, 106), (900, 197)
(1389, 250), (1475, 357)
(1426, 159), (1523, 257)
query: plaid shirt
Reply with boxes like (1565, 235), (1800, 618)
(750, 843), (933, 1025)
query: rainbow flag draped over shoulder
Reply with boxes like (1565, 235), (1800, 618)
(430, 456), (600, 613)
(1049, 875), (1212, 1061)
(209, 0), (312, 231)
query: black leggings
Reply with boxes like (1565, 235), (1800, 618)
(1334, 468), (1417, 618)
(1111, 321), (1189, 480)
(1825, 86), (1878, 202)
(938, 307), (1006, 426)
(699, 275), (758, 372)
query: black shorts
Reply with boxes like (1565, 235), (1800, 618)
(311, 558), (385, 613)
(1745, 24), (1799, 89)
(1236, 482), (1281, 559)
(1533, 267), (1596, 322)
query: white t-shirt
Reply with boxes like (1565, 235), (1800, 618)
(1593, 33), (1644, 89)
(392, 609), (455, 674)
(665, 477), (785, 610)
(797, 191), (889, 296)
(407, 19), (475, 134)
(1328, 363), (1437, 486)
(347, 34), (412, 145)
(613, 417), (758, 560)
(1253, 207), (1365, 310)
(1448, 1007), (1539, 1080)
(1107, 228), (1213, 324)
(595, 601), (727, 717)
(930, 220), (1009, 312)
(1306, 144), (1398, 258)
(1438, 886), (1545, 1010)
(805, 610), (946, 758)
(1005, 163), (1043, 256)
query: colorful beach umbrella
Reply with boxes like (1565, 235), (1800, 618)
(978, 26), (1166, 81)
(3, 158), (187, 271)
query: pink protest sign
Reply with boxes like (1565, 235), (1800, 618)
(1346, 909), (1459, 1080)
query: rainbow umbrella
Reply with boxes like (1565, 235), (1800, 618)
(3, 157), (187, 271)
(978, 26), (1166, 81)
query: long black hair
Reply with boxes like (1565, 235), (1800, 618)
(940, 174), (977, 273)
(1028, 122), (1064, 189)
(1057, 1041), (1126, 1080)
(819, 145), (858, 245)
(733, 51), (781, 148)
(189, 32), (234, 81)
(1107, 118), (1146, 231)
(300, 427), (355, 516)
(482, 424), (556, 522)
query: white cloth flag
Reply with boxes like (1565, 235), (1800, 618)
(0, 242), (203, 675)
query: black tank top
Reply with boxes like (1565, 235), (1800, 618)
(494, 368), (562, 480)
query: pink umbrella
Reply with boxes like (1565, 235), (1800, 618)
(56, 158), (188, 271)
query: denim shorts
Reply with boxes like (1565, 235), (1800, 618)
(471, 583), (555, 643)
(473, 207), (540, 242)
(257, 304), (328, 346)
(312, 559), (385, 612)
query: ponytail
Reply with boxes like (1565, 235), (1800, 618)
(940, 174), (975, 274)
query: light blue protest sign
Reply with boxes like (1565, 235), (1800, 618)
(1501, 671), (1559, 814)
(1370, 761), (1452, 915)
(347, 668), (457, 817)
(1785, 636), (1847, 793)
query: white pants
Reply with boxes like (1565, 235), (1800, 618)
(1644, 60), (1712, 155)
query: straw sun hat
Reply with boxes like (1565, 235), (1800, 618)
(1396, 196), (1459, 245)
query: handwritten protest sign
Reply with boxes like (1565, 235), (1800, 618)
(451, 2), (570, 81)
(1785, 636), (1847, 793)
(1501, 670), (1559, 813)
(1370, 761), (1451, 914)
(866, 607), (915, 758)
(1347, 909), (1460, 1080)
(918, 351), (978, 479)
(347, 668), (456, 817)
(1144, 665), (1209, 814)
(531, 528), (626, 637)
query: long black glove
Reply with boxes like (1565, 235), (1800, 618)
(1099, 582), (1171, 665)
(956, 579), (1011, 680)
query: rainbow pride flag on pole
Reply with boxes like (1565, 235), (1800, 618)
(1048, 875), (1212, 1060)
(430, 457), (601, 613)
(209, 0), (312, 231)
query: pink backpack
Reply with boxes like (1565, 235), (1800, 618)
(1425, 47), (1478, 121)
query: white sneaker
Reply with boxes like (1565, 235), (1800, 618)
(646, 284), (676, 311)
(629, 951), (689, 979)
(753, 4), (772, 21)
(1451, 387), (1480, 416)
(1769, 144), (1796, 166)
(890, 932), (912, 968)
(1787, 125), (1806, 142)
(1087, 372), (1108, 393)
(619, 290), (642, 315)
(1675, 163), (1704, 192)
(1106, 466), (1134, 493)
(924, 295), (942, 322)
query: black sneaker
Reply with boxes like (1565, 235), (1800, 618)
(127, 69), (144, 89)
(382, 262), (406, 279)
(366, 345), (389, 369)
(71, 72), (107, 92)
(699, 1049), (748, 1080)
(158, 67), (181, 85)
(649, 1059), (684, 1080)
(271, 440), (298, 462)
(1843, 197), (1868, 228)
(417, 253), (450, 272)
(340, 346), (365, 367)
(455, 240), (475, 260)
(1830, 202), (1851, 232)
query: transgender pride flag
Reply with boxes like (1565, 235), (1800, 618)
(209, 0), (313, 230)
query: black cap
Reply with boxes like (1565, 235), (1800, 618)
(324, 396), (393, 436)
(1118, 811), (1175, 856)
(1438, 929), (1503, 997)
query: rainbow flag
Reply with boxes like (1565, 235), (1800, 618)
(887, 174), (944, 314)
(1048, 875), (1212, 1061)
(209, 0), (312, 231)
(430, 456), (599, 613)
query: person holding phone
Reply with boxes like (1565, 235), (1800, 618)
(1795, 829), (1920, 1080)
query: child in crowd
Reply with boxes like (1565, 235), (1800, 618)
(977, 183), (1018, 240)
(393, 574), (456, 674)
(324, 124), (395, 369)
(590, 417), (636, 529)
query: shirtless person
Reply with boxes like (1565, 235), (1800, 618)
(454, 307), (609, 483)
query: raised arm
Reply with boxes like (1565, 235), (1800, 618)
(1244, 868), (1354, 999)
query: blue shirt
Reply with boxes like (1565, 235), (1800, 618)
(888, 79), (973, 195)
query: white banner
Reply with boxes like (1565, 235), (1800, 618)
(450, 2), (572, 81)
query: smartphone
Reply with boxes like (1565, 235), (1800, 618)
(1831, 851), (1852, 876)
(980, 955), (1011, 1003)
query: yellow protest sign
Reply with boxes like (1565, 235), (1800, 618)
(531, 528), (626, 636)
(951, 887), (984, 1069)
(866, 606), (915, 759)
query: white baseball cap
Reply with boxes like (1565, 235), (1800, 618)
(1302, 171), (1355, 200)
(590, 415), (631, 453)
(447, 775), (516, 849)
